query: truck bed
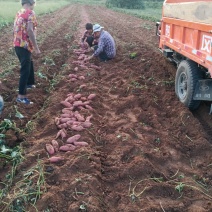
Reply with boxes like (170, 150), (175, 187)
(160, 0), (212, 75)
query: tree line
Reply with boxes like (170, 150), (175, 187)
(106, 0), (164, 9)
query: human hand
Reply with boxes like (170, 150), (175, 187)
(84, 55), (93, 62)
(86, 48), (93, 53)
(34, 47), (41, 54)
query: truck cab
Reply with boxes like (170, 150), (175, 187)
(157, 0), (212, 112)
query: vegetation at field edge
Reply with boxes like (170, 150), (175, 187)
(0, 0), (163, 30)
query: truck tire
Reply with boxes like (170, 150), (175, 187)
(175, 60), (202, 110)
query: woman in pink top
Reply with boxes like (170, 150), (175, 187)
(13, 0), (40, 105)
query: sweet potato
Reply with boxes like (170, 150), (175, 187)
(66, 134), (81, 143)
(89, 64), (101, 70)
(73, 141), (89, 146)
(59, 145), (72, 152)
(62, 128), (67, 134)
(60, 101), (72, 108)
(85, 105), (93, 110)
(70, 78), (77, 82)
(64, 97), (71, 102)
(46, 144), (55, 155)
(56, 129), (66, 139)
(86, 115), (93, 122)
(56, 130), (62, 139)
(74, 111), (80, 115)
(69, 74), (78, 78)
(64, 96), (69, 102)
(60, 130), (67, 139)
(79, 64), (88, 69)
(60, 118), (72, 123)
(72, 121), (81, 126)
(65, 144), (76, 151)
(62, 108), (72, 114)
(87, 94), (96, 100)
(73, 49), (86, 54)
(60, 113), (72, 118)
(66, 120), (75, 126)
(71, 125), (84, 131)
(82, 101), (90, 105)
(51, 140), (59, 152)
(74, 113), (85, 122)
(73, 101), (83, 107)
(81, 121), (92, 128)
(78, 55), (85, 60)
(67, 93), (74, 97)
(55, 117), (60, 125)
(72, 60), (83, 65)
(67, 96), (75, 103)
(78, 76), (85, 80)
(74, 94), (82, 100)
(80, 97), (87, 101)
(78, 106), (86, 110)
(49, 156), (64, 163)
(81, 43), (88, 50)
(79, 84), (86, 90)
(57, 123), (68, 129)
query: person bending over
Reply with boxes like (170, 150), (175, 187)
(81, 23), (98, 48)
(84, 24), (116, 62)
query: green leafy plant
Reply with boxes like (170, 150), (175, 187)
(43, 57), (55, 66)
(129, 52), (137, 59)
(106, 0), (145, 9)
(0, 119), (21, 134)
(36, 71), (48, 80)
(14, 106), (24, 119)
(175, 182), (185, 193)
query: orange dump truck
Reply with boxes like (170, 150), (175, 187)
(156, 0), (212, 112)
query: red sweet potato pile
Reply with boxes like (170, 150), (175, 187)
(46, 44), (101, 163)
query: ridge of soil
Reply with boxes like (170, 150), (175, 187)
(0, 4), (211, 212)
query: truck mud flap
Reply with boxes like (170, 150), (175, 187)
(163, 49), (173, 58)
(193, 79), (212, 101)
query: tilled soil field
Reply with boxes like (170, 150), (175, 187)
(0, 4), (212, 212)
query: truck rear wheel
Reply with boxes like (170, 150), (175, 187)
(175, 60), (202, 110)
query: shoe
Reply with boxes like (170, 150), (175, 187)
(16, 97), (33, 105)
(27, 85), (36, 89)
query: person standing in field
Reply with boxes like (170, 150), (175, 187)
(84, 24), (116, 62)
(81, 23), (98, 48)
(13, 0), (40, 105)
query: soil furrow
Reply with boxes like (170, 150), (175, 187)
(0, 4), (211, 212)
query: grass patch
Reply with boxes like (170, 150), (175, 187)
(68, 0), (105, 5)
(110, 7), (162, 21)
(1, 160), (46, 212)
(128, 175), (212, 202)
(0, 0), (162, 30)
(0, 0), (71, 30)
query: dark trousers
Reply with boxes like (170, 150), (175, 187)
(86, 36), (94, 47)
(15, 47), (35, 95)
(93, 45), (111, 61)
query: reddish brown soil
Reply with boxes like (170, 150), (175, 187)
(0, 4), (212, 212)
